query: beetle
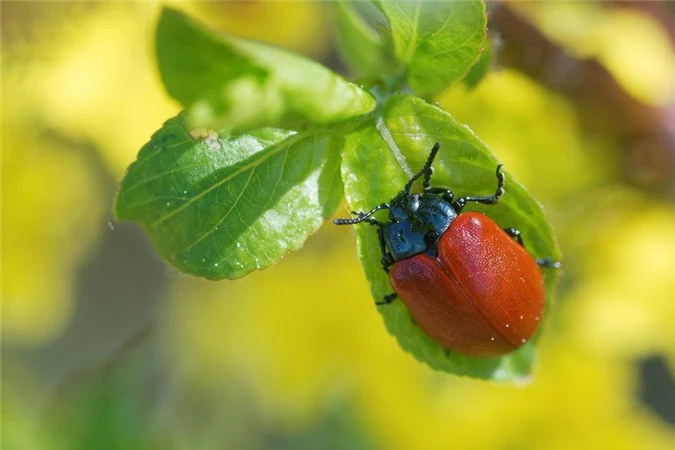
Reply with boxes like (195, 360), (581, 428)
(334, 143), (560, 357)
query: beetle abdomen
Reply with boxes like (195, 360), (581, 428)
(389, 212), (545, 357)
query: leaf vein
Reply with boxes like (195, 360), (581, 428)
(177, 166), (256, 254)
(150, 142), (289, 228)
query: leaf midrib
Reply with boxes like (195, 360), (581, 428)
(150, 133), (303, 228)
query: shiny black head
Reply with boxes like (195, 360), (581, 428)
(333, 143), (457, 263)
(388, 192), (421, 222)
(381, 144), (458, 261)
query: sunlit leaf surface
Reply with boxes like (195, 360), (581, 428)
(157, 8), (375, 130)
(116, 115), (343, 279)
(374, 0), (486, 94)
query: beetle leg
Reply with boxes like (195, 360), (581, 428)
(536, 258), (562, 269)
(374, 222), (395, 272)
(505, 227), (561, 268)
(334, 208), (395, 272)
(381, 254), (395, 272)
(503, 227), (524, 246)
(376, 293), (398, 306)
(453, 164), (505, 212)
(347, 215), (394, 272)
(425, 186), (455, 204)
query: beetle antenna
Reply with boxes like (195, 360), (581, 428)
(334, 203), (389, 225)
(404, 143), (440, 193)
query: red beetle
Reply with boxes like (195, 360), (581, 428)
(335, 144), (559, 357)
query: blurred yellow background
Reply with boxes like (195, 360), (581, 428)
(3, 2), (675, 450)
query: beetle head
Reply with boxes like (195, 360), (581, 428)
(389, 191), (421, 222)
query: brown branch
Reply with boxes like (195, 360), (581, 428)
(489, 3), (675, 198)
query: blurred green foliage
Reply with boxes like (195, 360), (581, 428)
(156, 8), (375, 131)
(3, 1), (675, 450)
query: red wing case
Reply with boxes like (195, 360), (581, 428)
(389, 212), (545, 357)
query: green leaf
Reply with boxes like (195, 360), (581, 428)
(156, 7), (375, 131)
(334, 1), (396, 77)
(115, 115), (344, 280)
(464, 37), (493, 89)
(374, 0), (487, 95)
(340, 94), (561, 380)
